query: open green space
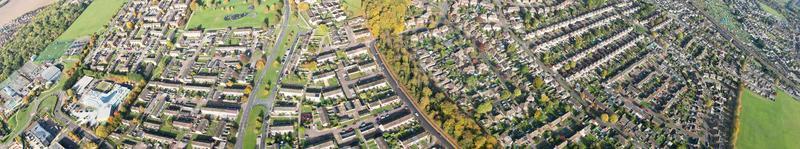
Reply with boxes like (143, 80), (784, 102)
(35, 0), (126, 62)
(58, 0), (126, 40)
(36, 41), (72, 62)
(758, 1), (787, 20)
(255, 8), (310, 100)
(4, 101), (35, 142)
(735, 88), (800, 149)
(186, 0), (282, 29)
(342, 0), (363, 17)
(243, 105), (268, 149)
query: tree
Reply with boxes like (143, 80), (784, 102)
(82, 142), (98, 149)
(539, 94), (550, 103)
(256, 59), (266, 69)
(501, 90), (512, 99)
(298, 2), (310, 11)
(365, 0), (409, 35)
(301, 61), (318, 71)
(125, 21), (134, 30)
(610, 114), (619, 123)
(422, 87), (433, 97)
(95, 125), (109, 138)
(534, 76), (544, 89)
(476, 102), (492, 114)
(514, 88), (522, 98)
(601, 113), (609, 123)
(534, 109), (543, 121)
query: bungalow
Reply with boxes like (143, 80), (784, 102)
(183, 85), (213, 93)
(279, 84), (305, 97)
(322, 86), (345, 100)
(379, 96), (400, 108)
(344, 44), (368, 58)
(377, 109), (414, 131)
(270, 120), (294, 135)
(220, 88), (245, 97)
(355, 79), (388, 93)
(317, 108), (331, 127)
(305, 87), (322, 102)
(306, 133), (335, 149)
(142, 130), (177, 144)
(399, 131), (430, 148)
(272, 101), (298, 116)
(200, 101), (240, 119)
(172, 116), (194, 130)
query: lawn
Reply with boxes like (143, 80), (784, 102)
(185, 0), (282, 29)
(59, 0), (126, 40)
(35, 40), (72, 61)
(3, 98), (38, 142)
(243, 105), (268, 149)
(758, 1), (786, 21)
(255, 13), (307, 99)
(35, 0), (126, 62)
(342, 0), (363, 17)
(734, 88), (800, 149)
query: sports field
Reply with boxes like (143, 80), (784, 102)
(185, 0), (282, 29)
(734, 88), (800, 149)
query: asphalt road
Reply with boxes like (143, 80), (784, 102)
(368, 42), (456, 149)
(234, 0), (291, 148)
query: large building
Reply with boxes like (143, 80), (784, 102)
(70, 76), (131, 125)
(25, 119), (61, 149)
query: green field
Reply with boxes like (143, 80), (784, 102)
(36, 41), (72, 61)
(35, 0), (126, 62)
(758, 1), (787, 21)
(58, 0), (126, 40)
(186, 0), (282, 29)
(243, 105), (268, 149)
(342, 0), (363, 17)
(735, 89), (800, 148)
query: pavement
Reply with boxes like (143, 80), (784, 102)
(368, 42), (457, 149)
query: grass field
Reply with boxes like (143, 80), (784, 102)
(36, 40), (72, 61)
(243, 105), (268, 149)
(35, 0), (126, 62)
(58, 0), (126, 40)
(342, 0), (363, 17)
(186, 0), (282, 29)
(758, 1), (787, 21)
(734, 88), (800, 149)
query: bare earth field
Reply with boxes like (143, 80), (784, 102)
(0, 0), (54, 25)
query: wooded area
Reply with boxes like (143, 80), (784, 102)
(0, 1), (88, 81)
(377, 34), (499, 148)
(365, 0), (408, 36)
